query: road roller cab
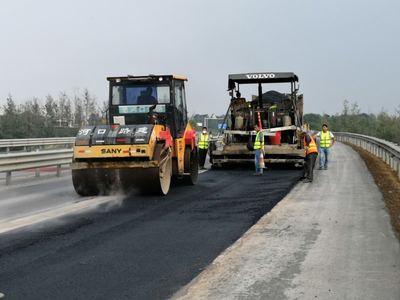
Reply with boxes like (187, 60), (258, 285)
(72, 75), (198, 196)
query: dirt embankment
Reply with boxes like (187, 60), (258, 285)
(345, 142), (400, 238)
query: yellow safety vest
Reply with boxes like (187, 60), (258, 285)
(198, 134), (209, 149)
(320, 131), (331, 148)
(303, 135), (318, 155)
(254, 132), (263, 150)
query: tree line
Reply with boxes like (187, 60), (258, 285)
(0, 89), (106, 139)
(305, 100), (400, 144)
(1, 94), (399, 145)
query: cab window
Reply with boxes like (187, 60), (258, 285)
(112, 85), (170, 105)
(174, 82), (187, 121)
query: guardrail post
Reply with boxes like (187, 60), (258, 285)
(6, 172), (11, 186)
(57, 165), (61, 177)
(35, 168), (40, 177)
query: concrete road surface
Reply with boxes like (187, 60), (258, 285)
(173, 142), (400, 300)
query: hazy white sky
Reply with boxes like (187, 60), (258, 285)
(1, 0), (399, 116)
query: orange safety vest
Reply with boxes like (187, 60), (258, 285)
(303, 135), (318, 155)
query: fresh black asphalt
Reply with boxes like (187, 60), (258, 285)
(0, 167), (301, 300)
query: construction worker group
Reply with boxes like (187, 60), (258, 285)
(197, 124), (336, 180)
(300, 124), (336, 183)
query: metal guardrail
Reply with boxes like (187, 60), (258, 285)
(335, 132), (400, 178)
(0, 137), (75, 152)
(0, 138), (75, 185)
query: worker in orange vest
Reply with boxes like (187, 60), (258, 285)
(300, 130), (319, 183)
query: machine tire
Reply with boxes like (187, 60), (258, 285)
(183, 146), (199, 185)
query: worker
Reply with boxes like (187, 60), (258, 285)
(301, 130), (319, 183)
(198, 126), (210, 170)
(253, 124), (264, 176)
(313, 124), (336, 170)
(138, 87), (157, 105)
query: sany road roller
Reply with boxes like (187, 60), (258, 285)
(72, 75), (198, 196)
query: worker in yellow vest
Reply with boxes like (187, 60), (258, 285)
(198, 126), (210, 170)
(253, 124), (264, 176)
(301, 130), (319, 183)
(313, 124), (336, 170)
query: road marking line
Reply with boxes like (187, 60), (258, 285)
(0, 196), (119, 234)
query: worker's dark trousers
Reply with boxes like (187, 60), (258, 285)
(303, 152), (318, 180)
(199, 148), (208, 167)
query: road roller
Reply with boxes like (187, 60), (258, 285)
(71, 74), (198, 196)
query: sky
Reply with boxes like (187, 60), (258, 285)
(1, 0), (399, 117)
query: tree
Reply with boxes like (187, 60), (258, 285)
(59, 92), (73, 127)
(73, 91), (84, 127)
(188, 113), (198, 129)
(0, 95), (19, 138)
(339, 100), (350, 131)
(44, 94), (58, 136)
(99, 100), (108, 124)
(82, 88), (98, 125)
(304, 113), (321, 131)
(18, 97), (45, 138)
(376, 110), (394, 142)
